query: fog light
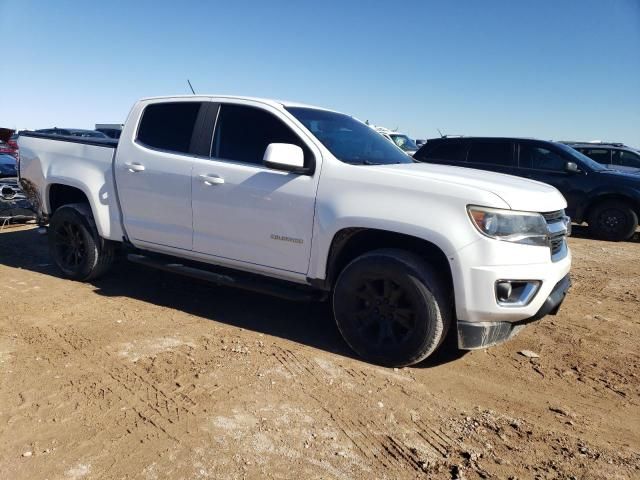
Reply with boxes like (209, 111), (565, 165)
(495, 280), (541, 306)
(496, 282), (512, 302)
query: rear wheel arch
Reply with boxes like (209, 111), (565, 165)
(46, 183), (110, 236)
(47, 183), (91, 215)
(584, 194), (639, 221)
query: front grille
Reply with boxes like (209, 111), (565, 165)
(549, 235), (564, 255)
(543, 209), (569, 259)
(542, 210), (565, 222)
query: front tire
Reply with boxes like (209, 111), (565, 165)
(333, 249), (451, 367)
(588, 200), (638, 241)
(48, 204), (115, 281)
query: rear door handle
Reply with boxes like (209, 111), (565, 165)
(199, 174), (225, 185)
(124, 162), (145, 173)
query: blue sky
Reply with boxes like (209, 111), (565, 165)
(2, 0), (639, 145)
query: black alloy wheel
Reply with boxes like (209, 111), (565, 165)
(48, 204), (115, 281)
(52, 220), (87, 271)
(588, 200), (638, 241)
(350, 277), (417, 348)
(333, 249), (451, 367)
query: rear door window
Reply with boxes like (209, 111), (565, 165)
(520, 145), (566, 171)
(467, 142), (514, 166)
(137, 102), (204, 154)
(212, 104), (312, 167)
(419, 142), (468, 162)
(612, 149), (640, 168)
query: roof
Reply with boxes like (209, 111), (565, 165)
(560, 141), (626, 148)
(426, 136), (550, 143)
(137, 95), (337, 112)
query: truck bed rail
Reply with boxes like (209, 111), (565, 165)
(18, 131), (118, 148)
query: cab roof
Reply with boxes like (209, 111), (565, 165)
(138, 95), (337, 113)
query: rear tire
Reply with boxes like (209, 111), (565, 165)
(48, 203), (115, 281)
(587, 200), (638, 241)
(333, 249), (451, 367)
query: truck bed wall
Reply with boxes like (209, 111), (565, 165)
(18, 134), (124, 241)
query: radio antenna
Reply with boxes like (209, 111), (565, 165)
(437, 128), (444, 138)
(187, 79), (196, 95)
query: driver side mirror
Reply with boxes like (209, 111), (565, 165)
(263, 143), (307, 173)
(565, 161), (581, 174)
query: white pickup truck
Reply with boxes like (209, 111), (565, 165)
(18, 95), (571, 366)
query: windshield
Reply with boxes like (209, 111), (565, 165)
(556, 143), (607, 171)
(285, 107), (412, 165)
(389, 134), (418, 151)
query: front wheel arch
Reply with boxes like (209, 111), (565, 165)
(324, 228), (454, 294)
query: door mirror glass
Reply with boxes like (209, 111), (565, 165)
(263, 143), (305, 172)
(565, 161), (581, 173)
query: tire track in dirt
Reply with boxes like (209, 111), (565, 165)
(272, 346), (456, 477)
(52, 325), (200, 440)
(16, 322), (198, 443)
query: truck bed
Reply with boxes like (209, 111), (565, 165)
(18, 130), (124, 241)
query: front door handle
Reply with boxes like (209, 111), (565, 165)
(199, 174), (225, 186)
(124, 162), (145, 173)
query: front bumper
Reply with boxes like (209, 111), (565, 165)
(452, 236), (572, 323)
(457, 274), (571, 349)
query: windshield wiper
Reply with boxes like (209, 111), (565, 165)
(346, 160), (408, 166)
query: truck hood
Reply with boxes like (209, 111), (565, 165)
(375, 162), (567, 212)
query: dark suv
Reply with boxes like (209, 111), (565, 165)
(414, 137), (640, 241)
(562, 142), (640, 173)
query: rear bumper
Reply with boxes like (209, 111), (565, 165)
(457, 274), (571, 349)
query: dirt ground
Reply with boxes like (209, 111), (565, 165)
(0, 225), (638, 480)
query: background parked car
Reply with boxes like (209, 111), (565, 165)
(0, 152), (34, 222)
(35, 128), (109, 139)
(414, 137), (640, 241)
(562, 142), (640, 173)
(0, 140), (16, 158)
(374, 127), (419, 156)
(0, 153), (17, 177)
(8, 133), (19, 151)
(0, 128), (18, 158)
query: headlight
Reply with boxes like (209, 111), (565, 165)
(467, 206), (549, 247)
